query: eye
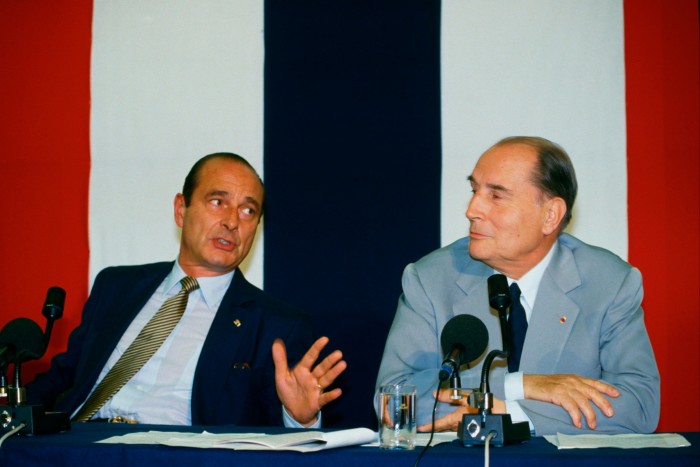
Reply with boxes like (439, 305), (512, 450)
(209, 199), (222, 206)
(241, 207), (256, 216)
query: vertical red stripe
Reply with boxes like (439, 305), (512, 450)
(0, 1), (92, 380)
(625, 0), (700, 431)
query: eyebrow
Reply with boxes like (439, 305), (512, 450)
(467, 175), (514, 195)
(207, 190), (262, 210)
(242, 196), (262, 211)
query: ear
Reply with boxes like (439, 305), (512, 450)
(542, 197), (566, 235)
(174, 193), (186, 228)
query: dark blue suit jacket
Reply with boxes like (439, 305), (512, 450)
(26, 262), (313, 426)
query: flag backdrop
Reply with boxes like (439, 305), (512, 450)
(1, 0), (697, 431)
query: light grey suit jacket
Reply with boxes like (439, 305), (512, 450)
(375, 234), (660, 435)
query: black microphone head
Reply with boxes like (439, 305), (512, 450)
(440, 314), (489, 365)
(488, 274), (511, 311)
(0, 317), (45, 363)
(42, 286), (66, 320)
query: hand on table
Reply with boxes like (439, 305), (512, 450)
(523, 373), (620, 429)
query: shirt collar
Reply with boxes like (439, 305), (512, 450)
(504, 240), (557, 310)
(166, 261), (235, 310)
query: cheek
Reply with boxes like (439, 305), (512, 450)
(239, 222), (259, 241)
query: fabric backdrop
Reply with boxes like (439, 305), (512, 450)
(1, 0), (697, 431)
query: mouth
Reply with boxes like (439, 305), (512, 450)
(213, 237), (237, 250)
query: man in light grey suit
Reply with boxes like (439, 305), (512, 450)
(375, 136), (660, 435)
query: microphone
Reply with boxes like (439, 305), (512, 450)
(458, 274), (530, 447)
(40, 286), (66, 356)
(1, 287), (71, 435)
(0, 318), (45, 364)
(487, 274), (511, 357)
(42, 286), (65, 321)
(438, 314), (489, 381)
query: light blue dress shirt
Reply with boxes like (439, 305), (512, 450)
(74, 260), (320, 428)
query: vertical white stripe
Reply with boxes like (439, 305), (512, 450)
(90, 0), (265, 287)
(441, 0), (628, 259)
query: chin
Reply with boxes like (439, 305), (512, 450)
(468, 246), (491, 262)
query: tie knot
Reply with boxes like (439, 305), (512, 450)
(509, 282), (522, 304)
(180, 276), (200, 294)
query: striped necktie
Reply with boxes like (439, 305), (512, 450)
(508, 282), (528, 373)
(72, 276), (200, 422)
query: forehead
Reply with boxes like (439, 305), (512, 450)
(471, 143), (538, 188)
(195, 159), (263, 198)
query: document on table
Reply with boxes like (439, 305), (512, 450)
(98, 427), (378, 452)
(544, 432), (691, 449)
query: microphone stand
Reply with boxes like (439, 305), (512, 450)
(458, 274), (530, 446)
(1, 288), (70, 435)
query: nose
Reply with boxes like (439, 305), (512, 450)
(465, 193), (482, 222)
(221, 208), (239, 231)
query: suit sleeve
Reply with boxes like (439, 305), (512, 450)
(375, 263), (458, 426)
(520, 267), (660, 434)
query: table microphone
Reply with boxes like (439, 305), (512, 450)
(439, 314), (489, 382)
(458, 274), (530, 447)
(0, 287), (71, 436)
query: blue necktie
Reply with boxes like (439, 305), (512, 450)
(508, 282), (528, 372)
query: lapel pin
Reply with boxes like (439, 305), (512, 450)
(560, 316), (567, 324)
(233, 319), (241, 327)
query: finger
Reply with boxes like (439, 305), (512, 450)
(429, 412), (461, 432)
(559, 398), (584, 429)
(575, 378), (615, 419)
(592, 379), (621, 398)
(417, 422), (434, 432)
(312, 349), (344, 377)
(586, 386), (615, 418)
(318, 387), (343, 408)
(417, 407), (465, 432)
(317, 359), (347, 388)
(271, 338), (289, 377)
(576, 398), (598, 430)
(297, 336), (330, 370)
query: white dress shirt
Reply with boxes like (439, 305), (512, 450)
(502, 242), (556, 428)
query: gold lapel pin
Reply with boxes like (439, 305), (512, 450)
(560, 316), (567, 324)
(233, 319), (241, 327)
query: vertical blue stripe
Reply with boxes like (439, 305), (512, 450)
(264, 0), (441, 428)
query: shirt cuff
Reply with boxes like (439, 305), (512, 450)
(282, 406), (322, 429)
(504, 371), (525, 400)
(504, 371), (533, 430)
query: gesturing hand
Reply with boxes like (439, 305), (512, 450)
(272, 336), (346, 426)
(523, 374), (620, 429)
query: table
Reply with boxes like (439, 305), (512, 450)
(1, 423), (698, 467)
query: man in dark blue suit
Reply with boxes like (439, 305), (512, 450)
(27, 153), (346, 427)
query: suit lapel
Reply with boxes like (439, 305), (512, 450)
(521, 241), (582, 372)
(192, 269), (263, 403)
(453, 261), (505, 357)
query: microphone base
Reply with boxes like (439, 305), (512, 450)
(1, 404), (71, 435)
(458, 412), (530, 447)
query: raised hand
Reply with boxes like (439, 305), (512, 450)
(272, 336), (346, 426)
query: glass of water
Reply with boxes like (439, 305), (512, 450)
(378, 384), (416, 450)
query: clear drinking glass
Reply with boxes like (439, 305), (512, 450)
(377, 384), (416, 450)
